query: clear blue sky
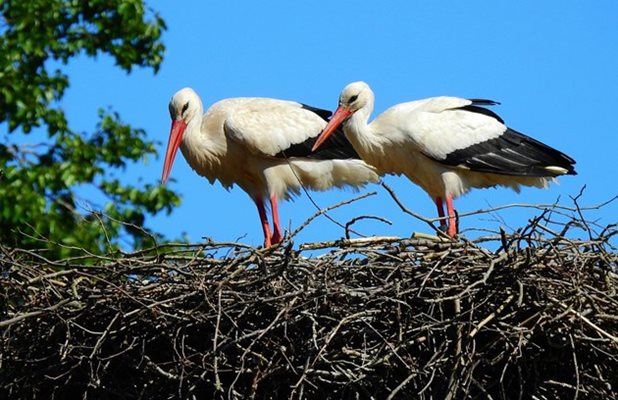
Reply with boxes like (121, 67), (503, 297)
(60, 1), (617, 247)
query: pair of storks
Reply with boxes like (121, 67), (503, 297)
(162, 82), (576, 246)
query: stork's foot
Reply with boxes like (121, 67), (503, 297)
(270, 230), (283, 246)
(446, 223), (457, 238)
(446, 208), (460, 238)
(262, 228), (283, 248)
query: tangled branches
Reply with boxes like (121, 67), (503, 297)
(1, 205), (617, 399)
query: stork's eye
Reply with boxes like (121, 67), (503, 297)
(181, 102), (189, 115)
(349, 94), (359, 103)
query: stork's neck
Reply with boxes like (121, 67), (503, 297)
(180, 113), (205, 155)
(179, 108), (228, 181)
(183, 112), (203, 141)
(343, 102), (378, 154)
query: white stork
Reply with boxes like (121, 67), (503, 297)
(162, 87), (379, 247)
(312, 81), (577, 237)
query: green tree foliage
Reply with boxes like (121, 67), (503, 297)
(0, 0), (180, 258)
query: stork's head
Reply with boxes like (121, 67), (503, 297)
(162, 88), (203, 183)
(312, 81), (374, 152)
(337, 81), (374, 114)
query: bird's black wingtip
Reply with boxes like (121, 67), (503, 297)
(300, 103), (332, 121)
(469, 98), (501, 106)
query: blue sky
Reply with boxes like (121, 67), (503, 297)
(58, 1), (617, 247)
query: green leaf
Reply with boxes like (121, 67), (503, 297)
(0, 0), (181, 259)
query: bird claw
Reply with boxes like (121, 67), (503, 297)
(270, 232), (283, 245)
(263, 231), (283, 248)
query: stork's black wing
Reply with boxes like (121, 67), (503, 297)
(439, 127), (577, 177)
(273, 104), (360, 160)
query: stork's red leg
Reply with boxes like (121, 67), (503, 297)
(269, 195), (283, 245)
(255, 198), (273, 247)
(435, 196), (448, 231)
(435, 197), (445, 218)
(445, 194), (457, 238)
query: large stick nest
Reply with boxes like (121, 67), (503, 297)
(1, 205), (617, 399)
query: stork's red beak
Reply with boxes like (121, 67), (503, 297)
(311, 106), (352, 151)
(161, 120), (187, 183)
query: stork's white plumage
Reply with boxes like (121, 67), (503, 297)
(312, 81), (577, 237)
(162, 87), (379, 247)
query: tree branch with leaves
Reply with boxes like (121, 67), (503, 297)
(0, 0), (180, 258)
